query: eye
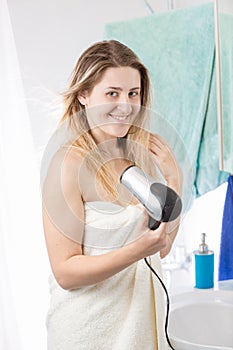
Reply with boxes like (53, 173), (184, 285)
(107, 91), (118, 97)
(129, 91), (139, 97)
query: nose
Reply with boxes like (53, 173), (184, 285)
(116, 95), (132, 115)
(116, 103), (132, 115)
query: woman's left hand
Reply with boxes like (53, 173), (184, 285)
(149, 133), (182, 194)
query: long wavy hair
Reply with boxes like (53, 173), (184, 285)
(60, 40), (153, 201)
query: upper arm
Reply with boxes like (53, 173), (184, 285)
(42, 147), (85, 279)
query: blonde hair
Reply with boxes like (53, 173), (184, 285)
(60, 40), (153, 200)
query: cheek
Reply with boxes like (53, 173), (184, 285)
(85, 104), (112, 126)
(132, 95), (141, 107)
(132, 102), (141, 115)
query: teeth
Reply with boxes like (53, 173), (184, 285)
(109, 114), (128, 121)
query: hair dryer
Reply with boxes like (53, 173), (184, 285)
(120, 165), (182, 230)
(120, 164), (180, 350)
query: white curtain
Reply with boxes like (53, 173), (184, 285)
(0, 0), (50, 349)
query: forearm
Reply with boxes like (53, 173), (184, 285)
(166, 167), (183, 197)
(168, 216), (180, 241)
(56, 243), (141, 290)
(166, 169), (182, 236)
(160, 216), (180, 259)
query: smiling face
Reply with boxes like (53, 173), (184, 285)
(78, 66), (141, 142)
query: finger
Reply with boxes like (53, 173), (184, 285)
(151, 133), (169, 145)
(149, 137), (172, 159)
(139, 208), (151, 231)
(149, 143), (161, 156)
(149, 136), (164, 151)
(150, 133), (168, 148)
(149, 140), (166, 157)
(160, 250), (167, 259)
(149, 222), (167, 236)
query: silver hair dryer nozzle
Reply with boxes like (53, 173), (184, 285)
(120, 165), (163, 220)
(120, 165), (182, 230)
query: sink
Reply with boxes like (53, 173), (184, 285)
(168, 284), (233, 350)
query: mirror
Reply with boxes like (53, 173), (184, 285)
(215, 0), (233, 173)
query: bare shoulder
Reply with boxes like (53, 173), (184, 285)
(47, 145), (85, 173)
(42, 145), (85, 224)
(42, 145), (85, 268)
(43, 145), (85, 191)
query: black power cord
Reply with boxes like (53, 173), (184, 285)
(144, 257), (175, 350)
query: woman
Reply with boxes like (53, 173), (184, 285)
(42, 40), (182, 350)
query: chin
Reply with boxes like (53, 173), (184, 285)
(112, 127), (130, 138)
(104, 124), (130, 139)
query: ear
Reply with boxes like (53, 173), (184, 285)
(77, 91), (88, 106)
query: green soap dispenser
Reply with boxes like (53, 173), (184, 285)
(194, 233), (214, 289)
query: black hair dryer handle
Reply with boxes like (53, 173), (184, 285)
(148, 216), (161, 230)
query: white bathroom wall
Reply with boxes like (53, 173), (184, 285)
(7, 0), (214, 93)
(7, 1), (147, 157)
(217, 0), (233, 13)
(7, 0), (214, 156)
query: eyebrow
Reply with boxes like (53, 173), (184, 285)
(105, 86), (141, 91)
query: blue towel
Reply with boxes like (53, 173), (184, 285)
(219, 175), (233, 281)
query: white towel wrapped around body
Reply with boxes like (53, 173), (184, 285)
(46, 202), (168, 350)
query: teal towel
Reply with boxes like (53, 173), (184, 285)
(195, 51), (229, 195)
(104, 3), (229, 199)
(219, 12), (233, 173)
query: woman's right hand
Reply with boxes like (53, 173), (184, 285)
(128, 210), (168, 260)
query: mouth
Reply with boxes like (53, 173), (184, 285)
(107, 113), (130, 123)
